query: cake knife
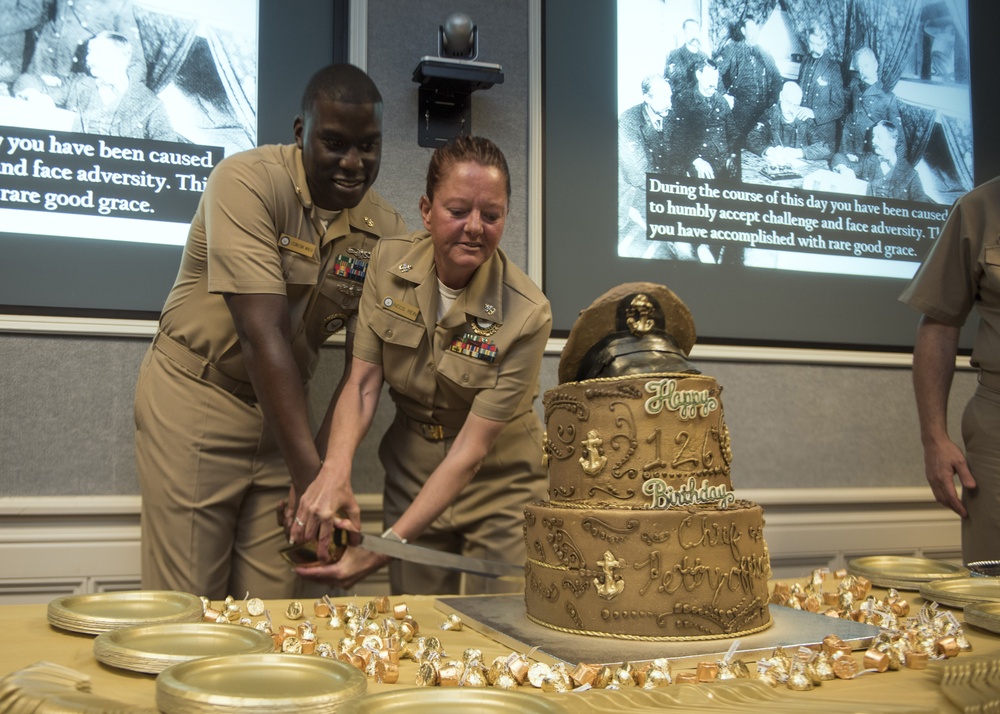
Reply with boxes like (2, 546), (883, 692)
(281, 529), (524, 578)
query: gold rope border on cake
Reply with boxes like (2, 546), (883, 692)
(531, 498), (758, 511)
(524, 612), (773, 642)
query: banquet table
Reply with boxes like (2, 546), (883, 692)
(1, 580), (997, 713)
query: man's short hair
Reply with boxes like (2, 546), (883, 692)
(641, 74), (669, 96)
(91, 31), (132, 62)
(874, 120), (899, 142)
(300, 64), (382, 114)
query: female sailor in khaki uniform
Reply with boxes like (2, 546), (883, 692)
(287, 136), (551, 594)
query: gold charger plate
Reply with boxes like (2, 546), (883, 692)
(338, 688), (566, 713)
(156, 653), (366, 714)
(47, 591), (204, 635)
(965, 601), (1000, 635)
(847, 556), (968, 590)
(919, 577), (1000, 608)
(94, 622), (274, 674)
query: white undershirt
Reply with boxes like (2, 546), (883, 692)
(437, 279), (464, 321)
(314, 206), (341, 234)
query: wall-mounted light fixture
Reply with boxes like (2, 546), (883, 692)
(412, 13), (504, 147)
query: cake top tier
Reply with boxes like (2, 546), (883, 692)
(542, 372), (734, 509)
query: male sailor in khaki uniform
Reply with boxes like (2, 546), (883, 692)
(134, 64), (406, 599)
(286, 136), (550, 595)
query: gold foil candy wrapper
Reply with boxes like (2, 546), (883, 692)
(393, 603), (410, 619)
(612, 662), (637, 688)
(936, 636), (960, 658)
(569, 662), (598, 687)
(281, 636), (302, 654)
(527, 662), (551, 688)
(831, 653), (859, 680)
(823, 592), (840, 607)
(493, 672), (518, 690)
(810, 567), (828, 589)
(345, 618), (364, 638)
(254, 619), (272, 634)
(905, 651), (929, 670)
(645, 658), (673, 687)
(542, 665), (573, 693)
(246, 597), (266, 617)
(361, 634), (383, 652)
(285, 601), (303, 620)
(462, 648), (483, 665)
(316, 642), (334, 658)
(375, 660), (399, 683)
(590, 665), (612, 689)
(203, 606), (221, 622)
(438, 664), (462, 687)
(803, 593), (823, 613)
(834, 568), (848, 578)
(441, 613), (463, 631)
(461, 663), (488, 688)
(415, 661), (439, 687)
(696, 662), (719, 683)
(344, 603), (361, 621)
(506, 653), (530, 685)
(238, 617), (252, 627)
(373, 595), (390, 613)
(488, 658), (513, 686)
(313, 600), (331, 618)
(674, 672), (699, 684)
(399, 621), (417, 642)
(863, 648), (889, 673)
(808, 652), (835, 681)
(821, 635), (844, 656)
(787, 663), (814, 692)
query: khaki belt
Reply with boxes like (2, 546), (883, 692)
(152, 331), (257, 403)
(979, 371), (1000, 392)
(397, 412), (459, 441)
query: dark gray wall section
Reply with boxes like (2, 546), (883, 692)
(0, 0), (977, 497)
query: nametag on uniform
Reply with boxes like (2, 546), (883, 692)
(278, 233), (316, 258)
(381, 296), (419, 321)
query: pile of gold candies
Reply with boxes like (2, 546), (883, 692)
(199, 594), (423, 684)
(762, 568), (972, 691)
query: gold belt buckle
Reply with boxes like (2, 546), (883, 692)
(421, 423), (445, 441)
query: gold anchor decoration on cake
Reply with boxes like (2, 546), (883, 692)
(625, 293), (656, 336)
(579, 429), (607, 476)
(595, 550), (625, 599)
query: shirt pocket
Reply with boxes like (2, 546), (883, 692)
(368, 308), (425, 393)
(436, 350), (499, 395)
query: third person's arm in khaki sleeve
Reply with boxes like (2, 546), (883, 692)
(912, 314), (976, 517)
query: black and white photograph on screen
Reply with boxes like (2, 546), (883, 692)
(617, 0), (972, 279)
(0, 0), (257, 247)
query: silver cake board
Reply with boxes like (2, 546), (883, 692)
(435, 594), (880, 668)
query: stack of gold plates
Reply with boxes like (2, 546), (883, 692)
(964, 601), (1000, 634)
(846, 556), (968, 590)
(94, 622), (275, 674)
(919, 577), (1000, 608)
(47, 591), (204, 634)
(156, 653), (367, 714)
(338, 688), (566, 713)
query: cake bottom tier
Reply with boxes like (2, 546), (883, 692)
(523, 500), (772, 640)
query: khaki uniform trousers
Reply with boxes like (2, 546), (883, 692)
(381, 410), (547, 596)
(962, 382), (1000, 563)
(134, 345), (296, 599)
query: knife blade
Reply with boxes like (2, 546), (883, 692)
(281, 531), (524, 579)
(334, 529), (524, 579)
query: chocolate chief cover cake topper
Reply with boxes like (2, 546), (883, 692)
(558, 282), (698, 383)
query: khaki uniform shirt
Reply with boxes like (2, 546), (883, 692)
(353, 231), (551, 429)
(158, 143), (406, 384)
(900, 176), (1000, 377)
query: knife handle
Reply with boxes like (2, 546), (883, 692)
(331, 528), (350, 548)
